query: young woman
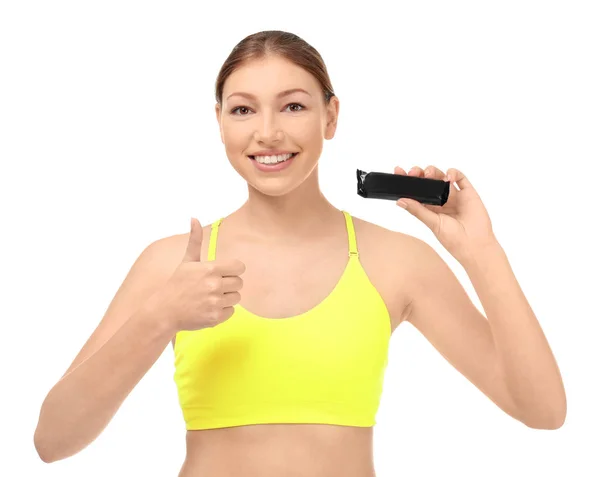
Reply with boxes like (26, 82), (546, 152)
(34, 30), (566, 476)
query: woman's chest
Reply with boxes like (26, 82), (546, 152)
(213, 230), (410, 335)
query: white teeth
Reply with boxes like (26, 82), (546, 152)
(254, 153), (294, 164)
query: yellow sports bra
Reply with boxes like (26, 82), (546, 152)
(172, 210), (391, 430)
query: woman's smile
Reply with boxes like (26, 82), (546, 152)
(249, 152), (298, 172)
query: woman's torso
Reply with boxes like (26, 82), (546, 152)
(165, 211), (415, 476)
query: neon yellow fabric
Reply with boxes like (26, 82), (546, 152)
(173, 210), (391, 430)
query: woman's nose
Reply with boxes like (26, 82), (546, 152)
(253, 113), (283, 142)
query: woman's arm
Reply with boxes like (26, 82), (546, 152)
(34, 298), (174, 462)
(461, 241), (567, 428)
(404, 237), (566, 429)
(34, 236), (182, 463)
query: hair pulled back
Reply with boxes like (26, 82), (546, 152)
(215, 30), (335, 106)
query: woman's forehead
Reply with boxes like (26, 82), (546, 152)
(223, 58), (319, 99)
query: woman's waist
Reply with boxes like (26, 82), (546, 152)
(179, 423), (376, 476)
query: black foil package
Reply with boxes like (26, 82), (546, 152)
(356, 169), (450, 206)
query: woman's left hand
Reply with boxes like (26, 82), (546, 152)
(395, 165), (498, 263)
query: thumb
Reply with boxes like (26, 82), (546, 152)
(182, 217), (203, 262)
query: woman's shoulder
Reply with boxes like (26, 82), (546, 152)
(349, 212), (436, 288)
(348, 213), (428, 328)
(348, 212), (433, 286)
(158, 222), (215, 262)
(349, 212), (425, 256)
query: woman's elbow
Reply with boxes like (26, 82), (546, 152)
(34, 428), (57, 463)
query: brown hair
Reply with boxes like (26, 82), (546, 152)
(215, 30), (335, 106)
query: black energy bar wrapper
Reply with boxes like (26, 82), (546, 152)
(356, 169), (450, 206)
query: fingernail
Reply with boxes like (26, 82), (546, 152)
(397, 200), (408, 208)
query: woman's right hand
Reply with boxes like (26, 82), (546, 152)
(153, 218), (246, 332)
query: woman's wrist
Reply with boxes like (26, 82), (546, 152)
(137, 292), (179, 342)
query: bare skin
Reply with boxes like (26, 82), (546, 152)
(167, 210), (413, 477)
(36, 49), (562, 469)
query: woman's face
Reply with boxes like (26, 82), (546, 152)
(216, 55), (339, 196)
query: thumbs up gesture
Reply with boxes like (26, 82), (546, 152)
(157, 218), (246, 332)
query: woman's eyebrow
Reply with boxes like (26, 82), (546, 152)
(226, 88), (312, 101)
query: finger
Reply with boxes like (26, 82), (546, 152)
(182, 218), (203, 262)
(394, 166), (408, 175)
(221, 291), (242, 308)
(424, 165), (446, 181)
(221, 275), (244, 293)
(217, 258), (247, 278)
(408, 166), (424, 177)
(446, 168), (473, 190)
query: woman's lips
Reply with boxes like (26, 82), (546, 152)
(248, 152), (298, 172)
(248, 152), (298, 160)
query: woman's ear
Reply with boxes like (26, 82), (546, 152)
(324, 96), (340, 140)
(215, 103), (224, 144)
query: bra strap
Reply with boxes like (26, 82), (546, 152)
(342, 210), (359, 258)
(208, 218), (223, 261)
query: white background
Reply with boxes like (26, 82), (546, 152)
(1, 1), (599, 475)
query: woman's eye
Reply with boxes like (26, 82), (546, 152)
(230, 106), (251, 115)
(230, 103), (305, 116)
(286, 103), (305, 112)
